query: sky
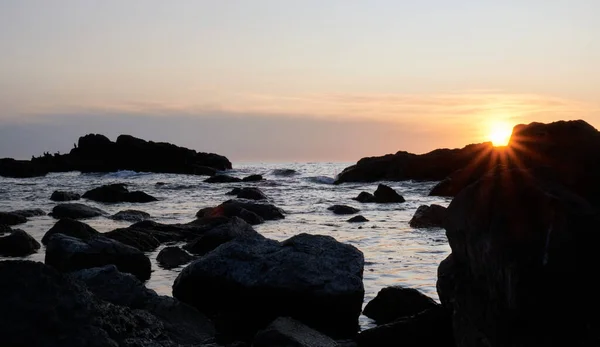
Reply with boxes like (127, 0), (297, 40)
(0, 0), (598, 161)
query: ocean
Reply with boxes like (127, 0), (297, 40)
(0, 162), (451, 329)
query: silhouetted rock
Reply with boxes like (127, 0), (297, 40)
(205, 174), (242, 183)
(83, 183), (157, 203)
(0, 229), (40, 257)
(0, 133), (232, 178)
(253, 317), (339, 347)
(357, 307), (454, 347)
(197, 200), (284, 225)
(157, 247), (194, 269)
(51, 190), (81, 201)
(184, 217), (262, 255)
(11, 208), (46, 218)
(228, 187), (268, 201)
(103, 227), (161, 252)
(347, 215), (369, 223)
(242, 174), (263, 182)
(363, 286), (438, 325)
(328, 205), (360, 215)
(438, 167), (600, 346)
(272, 169), (298, 176)
(110, 209), (151, 222)
(42, 218), (100, 245)
(0, 212), (27, 226)
(373, 184), (405, 203)
(173, 233), (364, 340)
(0, 261), (215, 347)
(50, 203), (106, 219)
(353, 192), (375, 203)
(409, 205), (447, 228)
(45, 233), (151, 281)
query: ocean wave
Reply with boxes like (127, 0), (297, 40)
(101, 170), (149, 179)
(305, 176), (335, 185)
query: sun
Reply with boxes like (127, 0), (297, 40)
(487, 121), (513, 147)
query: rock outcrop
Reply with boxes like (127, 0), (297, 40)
(0, 228), (41, 257)
(83, 184), (157, 203)
(409, 204), (447, 228)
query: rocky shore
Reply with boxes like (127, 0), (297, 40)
(1, 119), (599, 346)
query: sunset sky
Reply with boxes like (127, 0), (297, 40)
(1, 0), (598, 161)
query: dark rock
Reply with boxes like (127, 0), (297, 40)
(45, 233), (152, 281)
(347, 215), (369, 223)
(83, 183), (158, 203)
(51, 190), (81, 201)
(193, 165), (219, 176)
(0, 261), (215, 347)
(272, 169), (298, 176)
(157, 247), (194, 269)
(50, 203), (106, 219)
(438, 167), (600, 346)
(363, 286), (438, 324)
(242, 174), (263, 182)
(353, 192), (375, 203)
(226, 187), (242, 195)
(173, 233), (364, 340)
(42, 218), (100, 245)
(253, 317), (338, 347)
(0, 211), (27, 226)
(409, 204), (447, 228)
(126, 217), (232, 243)
(197, 204), (265, 225)
(11, 208), (46, 218)
(110, 209), (151, 222)
(235, 187), (268, 201)
(184, 217), (262, 255)
(103, 227), (161, 252)
(357, 307), (454, 347)
(205, 175), (242, 183)
(328, 205), (360, 215)
(223, 200), (284, 220)
(373, 184), (405, 203)
(0, 158), (50, 178)
(0, 229), (41, 257)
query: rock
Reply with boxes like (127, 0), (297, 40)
(110, 209), (151, 222)
(0, 158), (50, 178)
(45, 233), (152, 281)
(51, 190), (81, 201)
(353, 192), (375, 203)
(173, 234), (364, 340)
(184, 217), (262, 255)
(362, 286), (438, 324)
(205, 174), (242, 183)
(0, 229), (41, 257)
(103, 227), (161, 252)
(253, 317), (339, 347)
(242, 174), (263, 182)
(197, 200), (284, 224)
(0, 211), (27, 226)
(373, 184), (405, 203)
(42, 218), (101, 245)
(193, 165), (219, 176)
(438, 167), (600, 346)
(157, 247), (194, 269)
(82, 183), (158, 203)
(347, 215), (369, 223)
(50, 203), (106, 219)
(223, 200), (284, 220)
(356, 307), (454, 347)
(409, 205), (447, 228)
(11, 208), (46, 218)
(272, 169), (298, 176)
(0, 261), (215, 347)
(226, 187), (242, 195)
(328, 205), (360, 215)
(234, 187), (268, 201)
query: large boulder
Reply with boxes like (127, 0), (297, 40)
(82, 184), (157, 203)
(51, 190), (81, 201)
(362, 286), (439, 324)
(353, 192), (375, 203)
(205, 174), (242, 183)
(229, 187), (269, 201)
(357, 307), (454, 347)
(0, 211), (27, 226)
(438, 167), (600, 346)
(373, 184), (405, 203)
(42, 218), (100, 245)
(197, 200), (285, 224)
(409, 204), (447, 228)
(183, 217), (263, 255)
(328, 205), (360, 215)
(173, 234), (365, 340)
(157, 247), (194, 269)
(0, 261), (215, 347)
(0, 229), (41, 257)
(11, 208), (46, 218)
(50, 203), (106, 219)
(103, 227), (161, 252)
(45, 233), (152, 281)
(253, 317), (339, 347)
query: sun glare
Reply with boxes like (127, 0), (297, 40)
(487, 121), (513, 147)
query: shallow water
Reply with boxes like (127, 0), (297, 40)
(0, 162), (451, 330)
